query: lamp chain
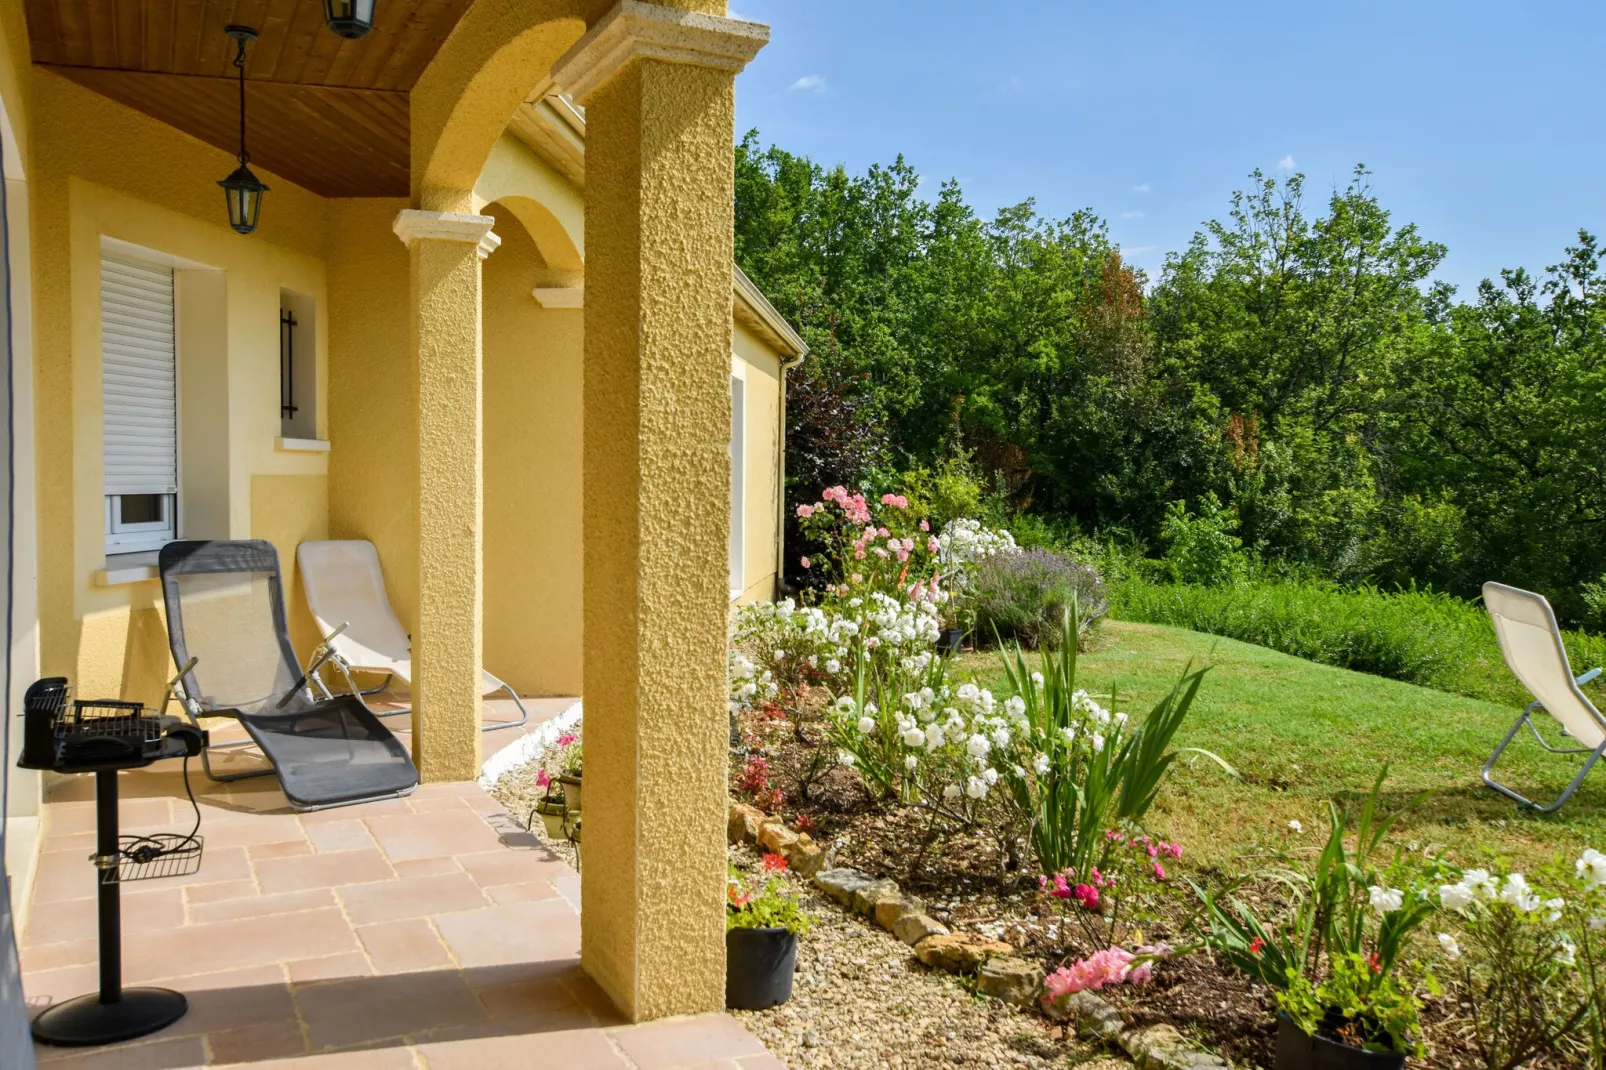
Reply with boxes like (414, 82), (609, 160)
(234, 36), (249, 167)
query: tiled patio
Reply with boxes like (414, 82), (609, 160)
(17, 697), (779, 1069)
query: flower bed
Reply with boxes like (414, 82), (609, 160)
(729, 485), (1606, 1067)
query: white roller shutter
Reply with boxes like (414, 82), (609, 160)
(101, 257), (177, 495)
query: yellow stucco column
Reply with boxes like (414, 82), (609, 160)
(393, 209), (501, 782)
(553, 1), (768, 1021)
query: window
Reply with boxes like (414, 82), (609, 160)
(101, 256), (177, 553)
(730, 372), (745, 598)
(279, 289), (316, 440)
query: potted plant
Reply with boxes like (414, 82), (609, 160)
(726, 853), (811, 1010)
(1193, 768), (1441, 1069)
(552, 732), (582, 813)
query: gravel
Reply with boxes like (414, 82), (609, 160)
(731, 859), (1095, 1069)
(488, 756), (581, 871)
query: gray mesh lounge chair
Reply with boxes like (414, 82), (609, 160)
(158, 539), (418, 811)
(1482, 581), (1606, 812)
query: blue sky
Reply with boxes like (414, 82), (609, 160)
(731, 1), (1606, 297)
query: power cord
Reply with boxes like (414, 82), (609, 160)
(117, 754), (202, 867)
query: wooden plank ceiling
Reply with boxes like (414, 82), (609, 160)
(25, 0), (475, 197)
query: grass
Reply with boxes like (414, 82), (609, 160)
(958, 619), (1606, 875)
(1111, 575), (1606, 707)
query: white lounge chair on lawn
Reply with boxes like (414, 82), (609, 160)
(297, 539), (528, 733)
(1482, 581), (1606, 811)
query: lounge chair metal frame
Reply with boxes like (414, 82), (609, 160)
(1482, 581), (1606, 813)
(157, 540), (418, 811)
(296, 540), (529, 733)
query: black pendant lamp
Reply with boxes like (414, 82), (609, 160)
(323, 0), (376, 39)
(219, 25), (268, 235)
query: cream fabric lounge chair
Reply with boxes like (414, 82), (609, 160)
(297, 540), (529, 732)
(1482, 581), (1606, 812)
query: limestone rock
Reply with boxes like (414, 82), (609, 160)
(757, 819), (799, 856)
(1122, 1024), (1189, 1067)
(727, 803), (765, 845)
(912, 934), (1015, 973)
(892, 912), (949, 946)
(850, 879), (901, 917)
(872, 894), (924, 932)
(813, 867), (876, 907)
(1054, 991), (1124, 1042)
(785, 835), (825, 878)
(975, 956), (1045, 1007)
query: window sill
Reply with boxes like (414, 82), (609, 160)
(95, 552), (160, 587)
(275, 437), (330, 453)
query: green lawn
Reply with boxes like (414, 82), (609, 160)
(958, 620), (1606, 873)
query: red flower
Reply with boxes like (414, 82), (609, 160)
(1073, 884), (1100, 911)
(761, 853), (789, 874)
(1248, 937), (1265, 956)
(1367, 952), (1382, 975)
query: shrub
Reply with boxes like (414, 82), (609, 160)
(1159, 493), (1250, 586)
(1112, 575), (1606, 708)
(969, 548), (1108, 650)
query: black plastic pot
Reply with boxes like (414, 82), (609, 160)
(1275, 1013), (1405, 1070)
(937, 628), (966, 656)
(725, 927), (797, 1010)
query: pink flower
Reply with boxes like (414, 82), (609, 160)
(881, 493), (909, 509)
(919, 519), (930, 531)
(896, 550), (910, 563)
(536, 769), (551, 787)
(1147, 844), (1158, 858)
(877, 527), (890, 538)
(796, 504), (815, 518)
(556, 734), (577, 746)
(1073, 883), (1100, 911)
(1040, 948), (1141, 1006)
(800, 557), (811, 569)
(851, 573), (863, 584)
(1152, 862), (1167, 880)
(928, 537), (941, 554)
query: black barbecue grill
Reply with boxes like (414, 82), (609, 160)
(18, 676), (208, 1046)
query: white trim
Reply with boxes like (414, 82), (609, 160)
(551, 0), (770, 103)
(730, 373), (745, 601)
(392, 210), (502, 259)
(275, 436), (331, 453)
(478, 700), (584, 787)
(532, 286), (584, 309)
(93, 563), (159, 586)
(99, 236), (218, 272)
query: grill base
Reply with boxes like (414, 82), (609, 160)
(30, 987), (188, 1046)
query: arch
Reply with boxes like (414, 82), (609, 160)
(410, 0), (609, 211)
(473, 135), (584, 273)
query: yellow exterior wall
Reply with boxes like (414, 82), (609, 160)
(734, 321), (782, 602)
(326, 198), (419, 638)
(482, 204), (584, 696)
(29, 70), (330, 703)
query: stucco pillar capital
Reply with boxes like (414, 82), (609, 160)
(392, 209), (502, 259)
(551, 0), (769, 103)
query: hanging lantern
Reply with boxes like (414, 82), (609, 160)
(219, 25), (268, 235)
(323, 0), (376, 39)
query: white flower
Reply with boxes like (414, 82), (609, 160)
(966, 734), (991, 760)
(902, 727), (927, 748)
(1091, 732), (1105, 752)
(1464, 869), (1498, 899)
(1578, 849), (1606, 888)
(924, 723), (946, 750)
(856, 716), (877, 735)
(942, 784), (962, 802)
(1437, 933), (1461, 960)
(1033, 753), (1051, 776)
(1500, 874), (1541, 914)
(1004, 696), (1026, 718)
(982, 767), (999, 786)
(835, 696), (856, 712)
(1288, 820), (1303, 834)
(1439, 883), (1475, 913)
(837, 750), (857, 767)
(1031, 671), (1044, 687)
(991, 727), (1011, 748)
(1369, 886), (1405, 914)
(965, 776), (989, 800)
(904, 755), (919, 772)
(1544, 897), (1566, 924)
(826, 659), (842, 674)
(1556, 934), (1577, 968)
(774, 649), (787, 660)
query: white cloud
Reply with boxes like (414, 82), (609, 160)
(1118, 244), (1158, 257)
(1120, 210), (1145, 220)
(1132, 182), (1151, 193)
(1277, 154), (1296, 170)
(789, 74), (827, 92)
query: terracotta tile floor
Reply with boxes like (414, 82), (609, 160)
(19, 697), (778, 1069)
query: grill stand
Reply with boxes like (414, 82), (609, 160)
(30, 769), (188, 1046)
